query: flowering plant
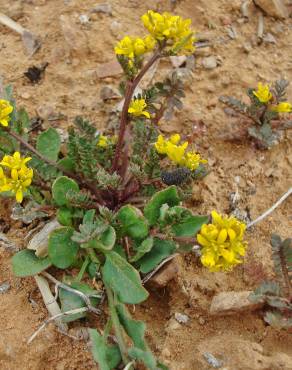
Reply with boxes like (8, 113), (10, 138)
(0, 11), (249, 370)
(220, 80), (292, 148)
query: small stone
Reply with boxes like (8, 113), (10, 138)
(243, 42), (253, 53)
(220, 16), (232, 26)
(203, 353), (223, 368)
(110, 20), (122, 38)
(254, 0), (288, 19)
(149, 260), (179, 288)
(167, 318), (181, 330)
(91, 3), (112, 15)
(210, 291), (264, 316)
(198, 317), (206, 325)
(174, 312), (189, 324)
(36, 104), (56, 120)
(96, 60), (123, 78)
(263, 33), (277, 43)
(170, 55), (187, 68)
(161, 348), (171, 358)
(100, 85), (120, 101)
(0, 281), (10, 294)
(20, 92), (31, 100)
(79, 14), (90, 24)
(202, 56), (217, 70)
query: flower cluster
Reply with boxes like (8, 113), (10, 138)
(141, 10), (195, 53)
(253, 83), (292, 113)
(197, 211), (247, 271)
(0, 152), (33, 203)
(0, 99), (13, 127)
(115, 35), (155, 62)
(97, 134), (117, 148)
(128, 98), (150, 118)
(154, 134), (207, 171)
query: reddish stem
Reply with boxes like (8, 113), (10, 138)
(111, 51), (161, 173)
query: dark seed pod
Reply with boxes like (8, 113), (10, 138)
(161, 167), (191, 186)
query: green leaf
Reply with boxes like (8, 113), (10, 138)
(57, 207), (73, 226)
(172, 215), (208, 237)
(117, 304), (158, 369)
(58, 157), (75, 172)
(36, 128), (61, 161)
(48, 227), (79, 268)
(102, 251), (149, 304)
(89, 329), (121, 370)
(117, 205), (149, 240)
(130, 237), (154, 262)
(144, 186), (180, 226)
(52, 176), (79, 207)
(59, 280), (100, 322)
(98, 226), (116, 250)
(12, 249), (51, 277)
(138, 238), (176, 274)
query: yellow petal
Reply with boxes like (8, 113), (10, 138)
(197, 234), (210, 247)
(227, 228), (236, 241)
(16, 190), (23, 203)
(217, 229), (227, 244)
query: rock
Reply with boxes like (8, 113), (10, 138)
(202, 56), (217, 69)
(79, 14), (90, 24)
(174, 312), (189, 324)
(166, 318), (181, 331)
(110, 20), (122, 38)
(96, 60), (123, 78)
(36, 104), (56, 120)
(149, 260), (179, 288)
(210, 291), (264, 316)
(170, 55), (187, 68)
(20, 92), (31, 100)
(91, 3), (112, 15)
(60, 15), (89, 54)
(100, 85), (120, 100)
(243, 41), (253, 53)
(0, 282), (10, 294)
(254, 0), (289, 19)
(203, 353), (223, 368)
(27, 219), (61, 257)
(220, 16), (232, 26)
(263, 32), (277, 43)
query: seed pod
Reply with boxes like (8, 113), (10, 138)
(161, 167), (191, 185)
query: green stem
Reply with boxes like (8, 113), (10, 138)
(102, 318), (112, 340)
(105, 284), (129, 365)
(76, 256), (90, 282)
(88, 249), (101, 266)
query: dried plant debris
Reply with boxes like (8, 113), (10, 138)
(24, 63), (49, 84)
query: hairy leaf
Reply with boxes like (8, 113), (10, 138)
(12, 249), (51, 277)
(52, 176), (79, 207)
(36, 128), (61, 162)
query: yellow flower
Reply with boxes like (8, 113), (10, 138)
(128, 98), (150, 118)
(141, 10), (195, 53)
(183, 151), (208, 171)
(270, 102), (292, 113)
(1, 166), (33, 203)
(0, 167), (7, 191)
(97, 135), (109, 148)
(197, 210), (247, 272)
(115, 35), (156, 60)
(154, 133), (207, 171)
(0, 151), (31, 170)
(0, 99), (13, 127)
(253, 83), (273, 104)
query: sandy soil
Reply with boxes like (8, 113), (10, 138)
(0, 0), (291, 369)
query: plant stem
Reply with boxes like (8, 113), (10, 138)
(88, 249), (101, 266)
(105, 284), (129, 365)
(76, 256), (90, 282)
(112, 50), (161, 173)
(6, 128), (103, 202)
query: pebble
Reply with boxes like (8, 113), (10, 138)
(170, 55), (187, 68)
(0, 281), (10, 294)
(202, 56), (217, 70)
(203, 352), (223, 368)
(174, 312), (189, 324)
(263, 33), (277, 44)
(79, 14), (90, 24)
(149, 259), (178, 288)
(110, 20), (123, 38)
(36, 104), (56, 120)
(91, 3), (112, 15)
(100, 85), (120, 101)
(254, 0), (288, 19)
(20, 92), (31, 100)
(96, 60), (123, 78)
(210, 291), (264, 316)
(243, 41), (253, 53)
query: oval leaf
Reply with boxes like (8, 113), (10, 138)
(36, 128), (61, 161)
(48, 227), (79, 268)
(52, 176), (79, 207)
(172, 215), (209, 237)
(144, 186), (180, 226)
(102, 251), (149, 304)
(12, 249), (51, 277)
